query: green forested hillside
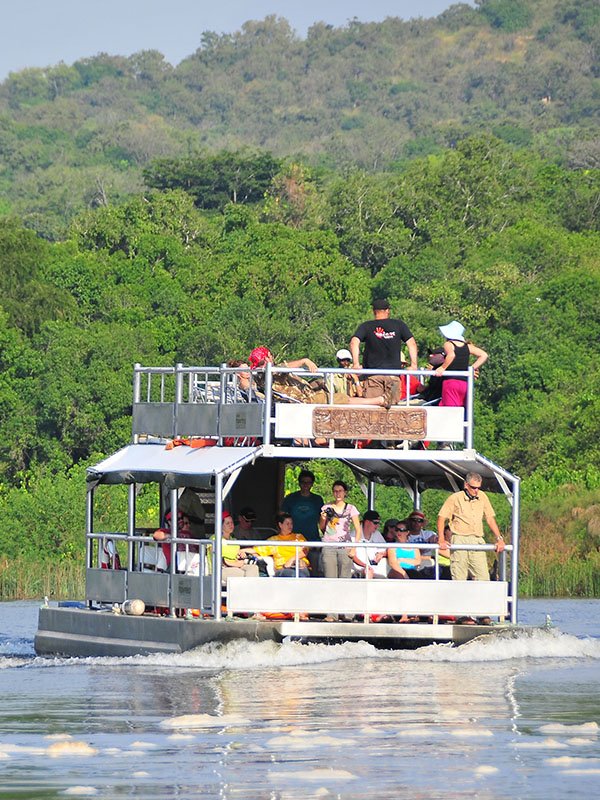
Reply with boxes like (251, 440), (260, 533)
(0, 0), (598, 593)
(0, 0), (598, 237)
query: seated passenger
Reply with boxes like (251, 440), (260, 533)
(152, 510), (197, 572)
(333, 348), (363, 398)
(226, 359), (264, 403)
(438, 525), (452, 580)
(387, 522), (421, 579)
(349, 510), (387, 578)
(220, 511), (260, 580)
(406, 510), (437, 578)
(233, 506), (262, 541)
(416, 348), (445, 404)
(382, 518), (402, 544)
(254, 512), (311, 577)
(248, 346), (390, 407)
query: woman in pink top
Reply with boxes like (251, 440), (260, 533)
(319, 481), (361, 583)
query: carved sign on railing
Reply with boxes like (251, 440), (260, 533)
(313, 407), (427, 440)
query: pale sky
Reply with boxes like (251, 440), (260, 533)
(1, 0), (473, 81)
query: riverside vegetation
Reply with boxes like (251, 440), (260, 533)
(0, 0), (598, 599)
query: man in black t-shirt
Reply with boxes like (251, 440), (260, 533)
(350, 298), (418, 405)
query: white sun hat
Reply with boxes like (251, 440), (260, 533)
(439, 321), (465, 342)
(336, 348), (353, 360)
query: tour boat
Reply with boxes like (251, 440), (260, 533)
(35, 362), (521, 657)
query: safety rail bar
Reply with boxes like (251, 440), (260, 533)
(133, 362), (475, 449)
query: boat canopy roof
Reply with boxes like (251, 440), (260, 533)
(87, 442), (517, 494)
(86, 443), (261, 488)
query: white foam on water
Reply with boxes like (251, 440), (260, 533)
(567, 738), (597, 746)
(560, 769), (600, 776)
(166, 733), (196, 741)
(268, 768), (356, 782)
(395, 726), (443, 738)
(61, 788), (98, 796)
(132, 772), (149, 777)
(546, 756), (600, 765)
(130, 741), (158, 749)
(474, 765), (499, 775)
(0, 752), (9, 760)
(267, 732), (357, 749)
(47, 741), (97, 758)
(0, 743), (46, 756)
(159, 713), (251, 729)
(511, 738), (569, 749)
(45, 734), (73, 741)
(450, 727), (494, 738)
(539, 722), (598, 735)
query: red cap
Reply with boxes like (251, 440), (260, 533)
(222, 510), (233, 521)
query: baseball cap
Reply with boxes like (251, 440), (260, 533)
(336, 348), (352, 361)
(238, 506), (256, 520)
(408, 510), (426, 521)
(363, 510), (381, 523)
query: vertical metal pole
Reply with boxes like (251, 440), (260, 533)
(133, 364), (141, 444)
(175, 363), (183, 439)
(465, 367), (474, 450)
(85, 486), (94, 608)
(414, 479), (421, 511)
(367, 479), (376, 511)
(169, 488), (178, 618)
(218, 363), (227, 445)
(127, 483), (136, 574)
(263, 362), (273, 447)
(510, 477), (520, 624)
(213, 473), (224, 620)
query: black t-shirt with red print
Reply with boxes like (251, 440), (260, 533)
(353, 318), (414, 369)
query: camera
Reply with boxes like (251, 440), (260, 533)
(324, 507), (337, 521)
(244, 554), (257, 564)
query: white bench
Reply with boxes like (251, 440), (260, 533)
(227, 578), (508, 618)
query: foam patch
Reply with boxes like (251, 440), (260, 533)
(539, 722), (598, 735)
(47, 741), (97, 758)
(474, 766), (499, 775)
(61, 788), (98, 796)
(511, 738), (568, 749)
(268, 768), (356, 782)
(159, 713), (250, 729)
(450, 727), (494, 738)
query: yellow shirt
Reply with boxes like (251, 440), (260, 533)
(255, 533), (309, 571)
(438, 490), (496, 538)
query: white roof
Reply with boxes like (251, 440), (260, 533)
(87, 443), (262, 487)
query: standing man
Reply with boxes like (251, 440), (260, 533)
(349, 510), (388, 578)
(350, 298), (418, 407)
(437, 472), (505, 581)
(282, 469), (324, 576)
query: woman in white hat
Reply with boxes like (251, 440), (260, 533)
(435, 321), (488, 408)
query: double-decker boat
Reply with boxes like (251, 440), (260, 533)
(35, 361), (522, 657)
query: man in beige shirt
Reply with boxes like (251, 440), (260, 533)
(437, 472), (505, 581)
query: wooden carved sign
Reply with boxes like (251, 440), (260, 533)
(313, 406), (427, 440)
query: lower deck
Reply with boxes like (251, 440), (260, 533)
(35, 606), (515, 657)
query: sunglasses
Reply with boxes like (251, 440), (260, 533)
(466, 484), (481, 490)
(395, 527), (408, 532)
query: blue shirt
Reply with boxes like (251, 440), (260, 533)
(281, 491), (324, 541)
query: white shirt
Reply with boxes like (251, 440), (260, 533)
(352, 530), (388, 577)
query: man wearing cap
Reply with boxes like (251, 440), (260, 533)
(333, 349), (363, 398)
(349, 510), (388, 578)
(234, 506), (262, 541)
(282, 470), (325, 575)
(406, 510), (438, 577)
(350, 298), (418, 407)
(437, 472), (505, 581)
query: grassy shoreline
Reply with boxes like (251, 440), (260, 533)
(1, 558), (597, 601)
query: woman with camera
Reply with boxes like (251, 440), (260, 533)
(319, 481), (362, 585)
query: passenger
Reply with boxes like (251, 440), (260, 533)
(226, 359), (264, 403)
(248, 346), (390, 407)
(220, 511), (260, 580)
(435, 321), (488, 409)
(255, 512), (311, 578)
(319, 481), (361, 588)
(151, 510), (200, 573)
(350, 297), (418, 408)
(233, 506), (262, 541)
(438, 525), (453, 580)
(382, 518), (402, 544)
(437, 471), (505, 582)
(333, 348), (363, 398)
(416, 348), (445, 404)
(349, 510), (387, 578)
(281, 469), (325, 576)
(406, 510), (437, 578)
(387, 522), (422, 579)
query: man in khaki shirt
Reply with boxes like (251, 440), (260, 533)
(437, 472), (505, 581)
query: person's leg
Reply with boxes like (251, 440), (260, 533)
(450, 535), (469, 581)
(338, 546), (352, 578)
(241, 563), (260, 578)
(307, 547), (322, 576)
(321, 547), (338, 578)
(468, 545), (490, 582)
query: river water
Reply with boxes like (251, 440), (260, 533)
(1, 598), (599, 799)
